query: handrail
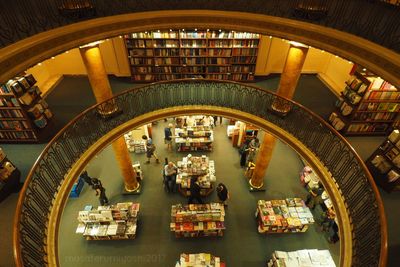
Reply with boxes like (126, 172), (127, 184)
(13, 79), (387, 267)
(0, 1), (399, 53)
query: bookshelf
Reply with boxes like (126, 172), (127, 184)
(124, 30), (260, 82)
(256, 198), (314, 234)
(366, 129), (400, 193)
(170, 203), (225, 238)
(0, 148), (21, 202)
(176, 253), (225, 267)
(76, 202), (140, 240)
(0, 73), (53, 143)
(328, 65), (400, 136)
(176, 155), (216, 197)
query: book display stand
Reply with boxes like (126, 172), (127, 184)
(76, 202), (140, 240)
(176, 253), (226, 267)
(256, 198), (314, 234)
(267, 249), (336, 267)
(176, 155), (216, 197)
(170, 203), (225, 238)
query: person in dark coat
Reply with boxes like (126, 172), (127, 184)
(216, 183), (229, 206)
(80, 171), (94, 186)
(188, 177), (204, 204)
(164, 124), (173, 151)
(239, 140), (251, 167)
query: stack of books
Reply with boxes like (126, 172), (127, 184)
(267, 249), (336, 267)
(257, 198), (314, 234)
(170, 203), (225, 238)
(176, 253), (225, 267)
(76, 202), (140, 240)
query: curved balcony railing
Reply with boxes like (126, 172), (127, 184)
(14, 80), (386, 267)
(0, 0), (399, 52)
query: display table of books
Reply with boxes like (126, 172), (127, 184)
(170, 203), (225, 238)
(76, 202), (140, 240)
(267, 249), (336, 267)
(124, 133), (147, 153)
(175, 126), (213, 152)
(176, 253), (226, 267)
(176, 155), (216, 197)
(256, 198), (314, 234)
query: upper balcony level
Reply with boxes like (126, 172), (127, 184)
(1, 0), (399, 52)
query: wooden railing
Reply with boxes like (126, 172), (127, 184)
(13, 80), (387, 266)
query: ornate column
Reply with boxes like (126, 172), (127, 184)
(272, 42), (309, 113)
(250, 42), (309, 189)
(80, 42), (140, 192)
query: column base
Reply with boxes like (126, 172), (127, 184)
(122, 182), (141, 195)
(97, 105), (122, 120)
(269, 100), (292, 117)
(248, 179), (266, 192)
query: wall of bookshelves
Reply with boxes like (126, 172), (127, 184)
(366, 129), (400, 193)
(124, 29), (260, 82)
(328, 65), (400, 135)
(0, 73), (53, 143)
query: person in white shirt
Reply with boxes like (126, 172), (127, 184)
(164, 162), (178, 193)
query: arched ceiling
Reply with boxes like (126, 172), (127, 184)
(0, 10), (399, 87)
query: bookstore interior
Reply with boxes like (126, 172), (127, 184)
(1, 28), (399, 266)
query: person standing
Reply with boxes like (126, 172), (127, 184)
(247, 137), (260, 164)
(188, 177), (204, 204)
(216, 183), (229, 206)
(239, 140), (251, 167)
(164, 161), (178, 193)
(142, 135), (160, 164)
(91, 177), (109, 206)
(164, 123), (173, 152)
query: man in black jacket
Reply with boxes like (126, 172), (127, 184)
(188, 176), (204, 204)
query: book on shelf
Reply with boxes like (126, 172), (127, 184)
(125, 29), (260, 82)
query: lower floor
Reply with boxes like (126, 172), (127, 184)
(59, 118), (339, 266)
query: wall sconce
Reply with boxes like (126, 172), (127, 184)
(59, 0), (95, 19)
(293, 0), (329, 21)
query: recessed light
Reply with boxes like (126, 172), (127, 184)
(37, 63), (42, 66)
(65, 51), (69, 54)
(363, 68), (367, 71)
(119, 35), (122, 38)
(269, 36), (272, 39)
(321, 50), (325, 53)
(51, 57), (55, 59)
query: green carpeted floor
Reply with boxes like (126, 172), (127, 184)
(58, 120), (339, 267)
(0, 74), (399, 267)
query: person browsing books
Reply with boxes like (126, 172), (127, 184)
(164, 161), (178, 193)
